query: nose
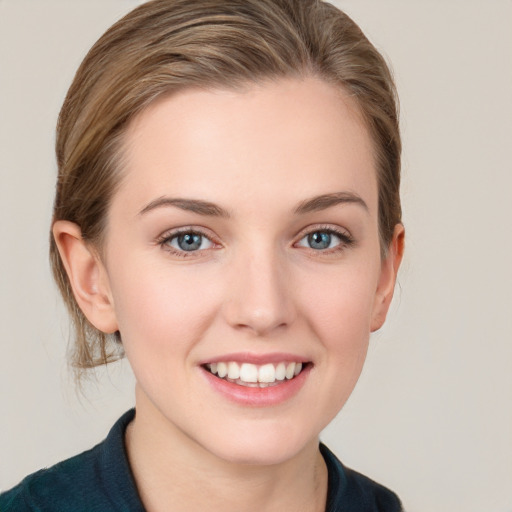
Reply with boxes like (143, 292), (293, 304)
(222, 247), (296, 337)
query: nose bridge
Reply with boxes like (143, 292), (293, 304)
(224, 238), (294, 336)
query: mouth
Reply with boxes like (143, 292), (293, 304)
(203, 361), (308, 388)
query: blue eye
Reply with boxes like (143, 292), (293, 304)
(308, 231), (333, 250)
(166, 232), (213, 252)
(297, 229), (351, 251)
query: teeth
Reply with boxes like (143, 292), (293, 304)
(227, 361), (240, 380)
(239, 363), (258, 383)
(275, 362), (286, 381)
(285, 362), (296, 379)
(258, 363), (275, 383)
(217, 362), (228, 378)
(206, 360), (304, 384)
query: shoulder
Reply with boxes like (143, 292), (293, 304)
(0, 444), (103, 511)
(0, 409), (143, 512)
(341, 466), (403, 512)
(0, 440), (109, 511)
(320, 444), (403, 512)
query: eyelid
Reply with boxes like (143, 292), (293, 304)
(294, 224), (353, 241)
(293, 224), (355, 251)
(156, 226), (221, 257)
(155, 224), (354, 258)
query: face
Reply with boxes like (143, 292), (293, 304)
(98, 77), (399, 465)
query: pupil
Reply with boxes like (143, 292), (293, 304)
(178, 233), (201, 251)
(309, 232), (331, 250)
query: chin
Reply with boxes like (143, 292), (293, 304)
(198, 419), (319, 467)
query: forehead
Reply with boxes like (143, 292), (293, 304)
(117, 77), (378, 215)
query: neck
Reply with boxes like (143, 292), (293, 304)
(125, 388), (328, 512)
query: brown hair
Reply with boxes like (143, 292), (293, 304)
(50, 0), (401, 371)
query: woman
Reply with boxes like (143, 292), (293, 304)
(0, 0), (404, 510)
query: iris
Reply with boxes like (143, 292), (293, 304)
(177, 233), (203, 251)
(308, 231), (332, 250)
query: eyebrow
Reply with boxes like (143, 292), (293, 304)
(138, 197), (230, 217)
(139, 191), (367, 218)
(294, 191), (369, 215)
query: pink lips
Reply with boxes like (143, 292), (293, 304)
(200, 352), (309, 365)
(200, 354), (311, 407)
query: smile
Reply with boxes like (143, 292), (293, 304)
(205, 361), (304, 388)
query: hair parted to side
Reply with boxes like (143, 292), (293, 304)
(50, 0), (401, 372)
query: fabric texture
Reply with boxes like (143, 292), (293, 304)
(0, 409), (402, 511)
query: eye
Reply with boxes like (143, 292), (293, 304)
(296, 228), (353, 251)
(163, 231), (214, 253)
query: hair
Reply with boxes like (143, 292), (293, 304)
(50, 0), (401, 372)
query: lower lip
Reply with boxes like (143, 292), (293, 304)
(201, 365), (311, 407)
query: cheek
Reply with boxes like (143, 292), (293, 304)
(107, 257), (221, 363)
(296, 262), (379, 346)
(294, 260), (380, 414)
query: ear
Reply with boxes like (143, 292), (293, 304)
(370, 224), (405, 332)
(52, 220), (119, 334)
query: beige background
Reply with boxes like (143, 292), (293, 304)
(1, 1), (511, 510)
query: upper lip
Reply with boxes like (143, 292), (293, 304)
(198, 352), (310, 365)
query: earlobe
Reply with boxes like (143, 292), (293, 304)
(370, 224), (405, 332)
(52, 220), (119, 334)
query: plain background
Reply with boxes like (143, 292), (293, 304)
(1, 1), (511, 510)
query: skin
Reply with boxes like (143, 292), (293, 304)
(54, 76), (404, 512)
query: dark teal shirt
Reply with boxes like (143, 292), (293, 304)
(1, 410), (402, 511)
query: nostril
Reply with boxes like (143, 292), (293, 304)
(233, 320), (288, 337)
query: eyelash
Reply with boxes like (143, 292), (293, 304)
(294, 225), (355, 254)
(156, 225), (355, 258)
(156, 228), (218, 258)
